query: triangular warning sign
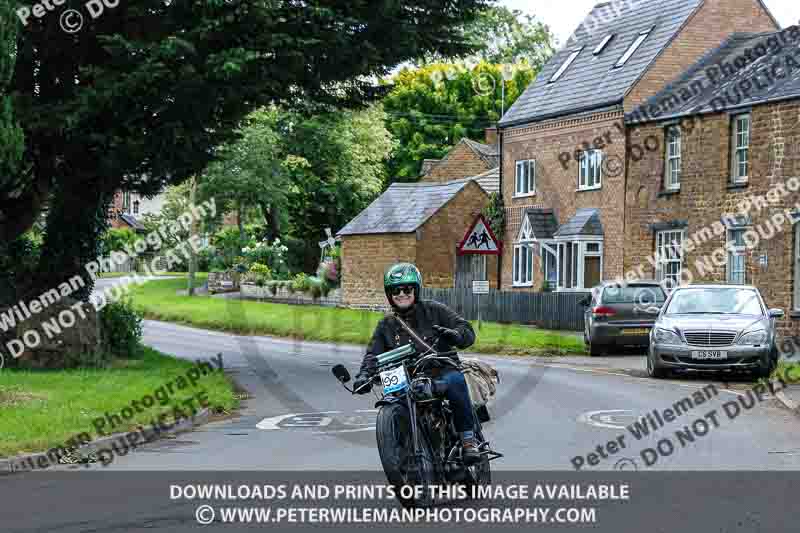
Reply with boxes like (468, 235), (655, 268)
(457, 215), (502, 255)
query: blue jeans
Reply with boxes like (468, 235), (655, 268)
(435, 368), (475, 434)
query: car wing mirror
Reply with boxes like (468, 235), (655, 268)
(769, 308), (785, 319)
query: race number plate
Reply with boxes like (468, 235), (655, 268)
(691, 350), (728, 360)
(380, 366), (408, 394)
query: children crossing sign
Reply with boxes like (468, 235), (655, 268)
(457, 215), (501, 255)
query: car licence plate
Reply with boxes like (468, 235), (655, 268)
(622, 328), (650, 335)
(691, 350), (728, 360)
(380, 366), (408, 394)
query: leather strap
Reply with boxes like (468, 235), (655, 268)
(389, 312), (434, 353)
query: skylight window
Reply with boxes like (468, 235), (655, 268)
(593, 34), (614, 55)
(549, 47), (583, 83)
(615, 27), (653, 67)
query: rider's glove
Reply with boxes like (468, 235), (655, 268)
(353, 375), (373, 395)
(433, 325), (463, 347)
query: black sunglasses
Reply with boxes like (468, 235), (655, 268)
(390, 285), (415, 296)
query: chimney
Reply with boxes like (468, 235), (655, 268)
(484, 126), (498, 147)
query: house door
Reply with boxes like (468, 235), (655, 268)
(455, 254), (487, 288)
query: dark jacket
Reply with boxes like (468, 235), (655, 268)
(357, 299), (475, 378)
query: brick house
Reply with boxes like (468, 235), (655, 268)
(496, 0), (779, 293)
(337, 133), (500, 308)
(624, 27), (800, 334)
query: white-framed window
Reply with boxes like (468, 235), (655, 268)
(122, 191), (131, 212)
(795, 224), (800, 312)
(731, 113), (750, 183)
(579, 150), (603, 190)
(727, 228), (747, 284)
(541, 242), (558, 290)
(550, 47), (583, 83)
(556, 240), (603, 290)
(655, 229), (684, 290)
(515, 159), (536, 197)
(133, 200), (140, 215)
(665, 125), (681, 190)
(513, 244), (534, 286)
(615, 27), (653, 68)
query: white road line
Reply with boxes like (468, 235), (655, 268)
(313, 427), (376, 434)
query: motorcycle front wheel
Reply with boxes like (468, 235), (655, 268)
(376, 402), (437, 508)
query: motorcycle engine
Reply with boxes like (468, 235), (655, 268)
(410, 377), (436, 401)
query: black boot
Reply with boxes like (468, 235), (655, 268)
(462, 437), (482, 465)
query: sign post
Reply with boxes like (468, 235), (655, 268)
(472, 280), (490, 330)
(458, 215), (501, 331)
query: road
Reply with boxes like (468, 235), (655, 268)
(84, 278), (800, 472)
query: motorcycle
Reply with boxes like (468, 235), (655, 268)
(331, 331), (502, 508)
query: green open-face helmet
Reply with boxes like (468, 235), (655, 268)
(384, 262), (423, 305)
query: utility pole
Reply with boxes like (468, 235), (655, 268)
(188, 176), (198, 297)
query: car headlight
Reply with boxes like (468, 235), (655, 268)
(737, 330), (767, 345)
(654, 328), (682, 345)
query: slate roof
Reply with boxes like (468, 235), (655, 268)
(553, 208), (604, 238)
(471, 167), (500, 194)
(119, 213), (146, 231)
(499, 0), (704, 127)
(626, 28), (800, 124)
(337, 180), (474, 236)
(525, 208), (559, 240)
(463, 138), (500, 168)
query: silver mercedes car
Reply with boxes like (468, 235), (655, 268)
(647, 285), (784, 379)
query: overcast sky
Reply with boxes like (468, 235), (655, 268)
(500, 0), (800, 48)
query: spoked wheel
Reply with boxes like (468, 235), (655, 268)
(376, 402), (438, 508)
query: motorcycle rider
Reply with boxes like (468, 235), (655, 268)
(352, 262), (481, 464)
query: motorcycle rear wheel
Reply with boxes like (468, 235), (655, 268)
(376, 402), (438, 508)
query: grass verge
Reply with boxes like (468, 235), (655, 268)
(98, 271), (195, 279)
(129, 276), (587, 356)
(773, 361), (800, 384)
(0, 346), (238, 458)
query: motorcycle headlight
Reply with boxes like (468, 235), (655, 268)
(738, 330), (767, 345)
(654, 328), (682, 345)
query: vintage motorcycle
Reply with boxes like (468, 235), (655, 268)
(332, 332), (502, 508)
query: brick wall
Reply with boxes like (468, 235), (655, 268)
(340, 233), (418, 307)
(500, 110), (628, 290)
(625, 100), (800, 336)
(417, 181), (497, 288)
(423, 141), (491, 183)
(625, 0), (778, 112)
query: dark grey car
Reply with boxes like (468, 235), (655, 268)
(647, 285), (784, 379)
(581, 281), (667, 356)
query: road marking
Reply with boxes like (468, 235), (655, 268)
(256, 410), (379, 430)
(578, 410), (636, 430)
(256, 411), (341, 430)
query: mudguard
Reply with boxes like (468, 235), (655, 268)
(375, 395), (407, 409)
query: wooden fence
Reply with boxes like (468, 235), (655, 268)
(419, 288), (589, 331)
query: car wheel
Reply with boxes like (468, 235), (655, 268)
(589, 342), (604, 357)
(755, 352), (777, 380)
(647, 350), (667, 379)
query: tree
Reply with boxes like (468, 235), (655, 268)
(200, 108), (290, 243)
(462, 6), (556, 66)
(0, 0), (22, 184)
(382, 62), (539, 180)
(4, 0), (492, 302)
(283, 105), (394, 271)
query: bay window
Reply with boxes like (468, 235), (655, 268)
(555, 240), (603, 290)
